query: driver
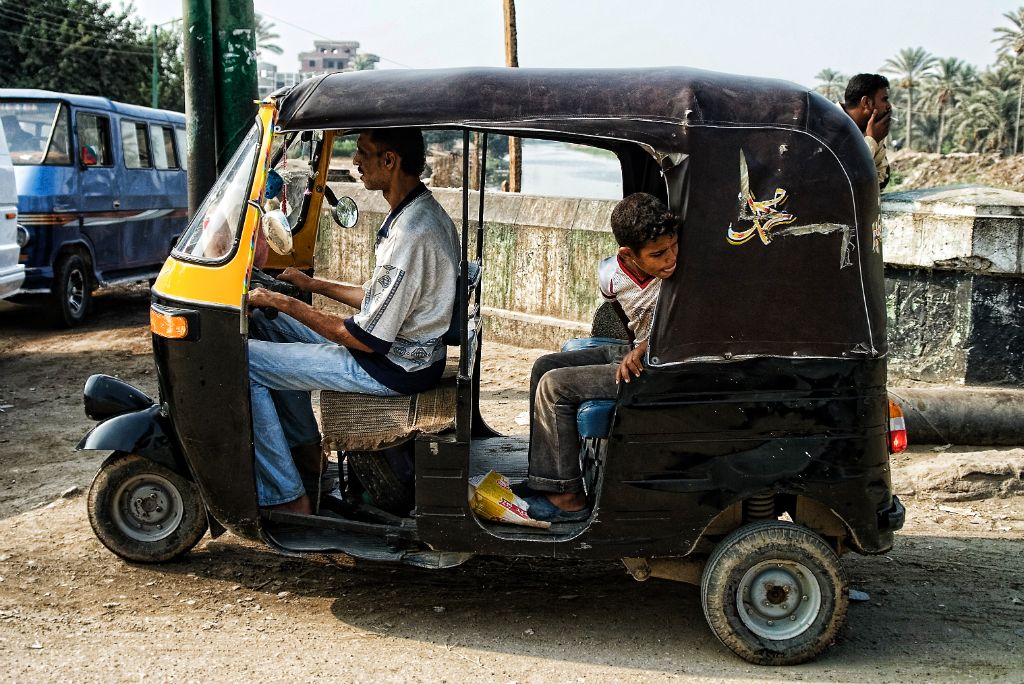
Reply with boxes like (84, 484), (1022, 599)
(247, 128), (460, 514)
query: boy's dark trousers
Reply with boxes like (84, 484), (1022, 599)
(527, 344), (630, 493)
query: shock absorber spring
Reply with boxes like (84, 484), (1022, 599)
(744, 494), (775, 521)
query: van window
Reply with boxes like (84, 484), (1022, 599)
(174, 127), (187, 166)
(0, 101), (72, 166)
(149, 125), (178, 169)
(76, 113), (113, 167)
(121, 120), (151, 168)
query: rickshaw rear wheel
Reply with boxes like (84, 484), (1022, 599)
(700, 520), (848, 666)
(88, 452), (208, 563)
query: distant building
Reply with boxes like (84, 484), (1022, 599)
(258, 40), (380, 98)
(299, 40), (360, 73)
(258, 62), (305, 98)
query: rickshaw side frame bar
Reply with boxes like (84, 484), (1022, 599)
(457, 130), (472, 442)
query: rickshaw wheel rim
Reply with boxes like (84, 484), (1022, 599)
(736, 559), (822, 640)
(110, 473), (185, 542)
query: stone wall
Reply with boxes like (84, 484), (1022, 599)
(317, 183), (1024, 387)
(882, 187), (1024, 387)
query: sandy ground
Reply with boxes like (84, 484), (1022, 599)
(1, 287), (1023, 682)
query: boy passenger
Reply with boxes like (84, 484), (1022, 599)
(521, 192), (678, 522)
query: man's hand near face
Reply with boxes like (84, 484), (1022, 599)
(865, 106), (891, 142)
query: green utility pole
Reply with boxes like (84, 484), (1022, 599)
(151, 24), (159, 108)
(211, 0), (258, 171)
(181, 0), (258, 216)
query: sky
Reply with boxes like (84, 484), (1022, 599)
(126, 0), (1024, 89)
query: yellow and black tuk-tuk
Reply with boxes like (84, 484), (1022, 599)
(78, 67), (906, 665)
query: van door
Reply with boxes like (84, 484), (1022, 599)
(117, 118), (162, 270)
(144, 122), (187, 264)
(74, 109), (121, 274)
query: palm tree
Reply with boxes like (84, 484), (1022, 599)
(255, 14), (283, 56)
(993, 8), (1024, 153)
(951, 67), (1016, 153)
(882, 47), (938, 151)
(923, 58), (974, 153)
(814, 68), (846, 102)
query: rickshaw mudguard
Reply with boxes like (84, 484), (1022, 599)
(77, 404), (190, 478)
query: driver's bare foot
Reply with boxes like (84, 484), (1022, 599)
(545, 492), (587, 512)
(266, 494), (312, 515)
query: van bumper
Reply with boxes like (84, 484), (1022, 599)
(0, 263), (25, 299)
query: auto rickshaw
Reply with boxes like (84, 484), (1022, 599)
(78, 67), (906, 666)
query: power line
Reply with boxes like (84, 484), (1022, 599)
(0, 2), (149, 42)
(0, 25), (152, 56)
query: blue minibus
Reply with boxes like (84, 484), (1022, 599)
(0, 90), (187, 325)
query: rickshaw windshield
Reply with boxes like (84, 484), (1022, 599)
(173, 124), (262, 262)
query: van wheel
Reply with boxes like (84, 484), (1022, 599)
(700, 520), (848, 666)
(88, 453), (208, 563)
(52, 253), (91, 327)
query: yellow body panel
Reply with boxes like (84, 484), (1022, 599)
(152, 103), (278, 308)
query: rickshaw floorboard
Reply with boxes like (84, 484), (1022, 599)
(263, 435), (584, 552)
(468, 435), (530, 481)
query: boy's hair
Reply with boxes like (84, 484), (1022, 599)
(366, 127), (426, 177)
(610, 192), (677, 251)
(844, 74), (889, 109)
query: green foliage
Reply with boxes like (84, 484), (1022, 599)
(0, 0), (184, 111)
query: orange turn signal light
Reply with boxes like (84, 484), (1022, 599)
(150, 306), (189, 339)
(888, 399), (908, 454)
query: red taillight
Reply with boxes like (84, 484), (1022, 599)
(888, 399), (908, 454)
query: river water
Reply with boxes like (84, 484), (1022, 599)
(517, 139), (621, 200)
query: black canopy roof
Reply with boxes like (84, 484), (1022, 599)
(276, 67), (885, 362)
(276, 67), (811, 143)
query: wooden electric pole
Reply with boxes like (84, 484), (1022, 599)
(503, 0), (522, 192)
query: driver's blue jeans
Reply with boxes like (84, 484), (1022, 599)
(248, 311), (398, 506)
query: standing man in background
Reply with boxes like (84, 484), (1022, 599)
(841, 73), (892, 189)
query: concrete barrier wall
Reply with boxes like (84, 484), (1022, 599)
(318, 183), (1024, 387)
(317, 183), (617, 349)
(882, 187), (1024, 387)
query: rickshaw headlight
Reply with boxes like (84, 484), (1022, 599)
(150, 306), (190, 339)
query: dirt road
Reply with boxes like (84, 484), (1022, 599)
(1, 290), (1022, 682)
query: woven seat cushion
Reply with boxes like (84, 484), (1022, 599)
(319, 375), (457, 452)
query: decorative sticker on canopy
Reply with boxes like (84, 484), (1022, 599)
(726, 149), (855, 268)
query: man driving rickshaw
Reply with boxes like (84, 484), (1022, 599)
(247, 128), (459, 514)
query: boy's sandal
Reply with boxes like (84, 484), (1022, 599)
(522, 495), (590, 523)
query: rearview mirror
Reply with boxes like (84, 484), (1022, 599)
(331, 196), (359, 228)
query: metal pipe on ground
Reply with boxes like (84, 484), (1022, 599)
(889, 386), (1024, 446)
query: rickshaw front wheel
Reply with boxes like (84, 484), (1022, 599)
(88, 452), (208, 563)
(700, 520), (848, 666)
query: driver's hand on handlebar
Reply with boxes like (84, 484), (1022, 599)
(277, 267), (314, 291)
(248, 287), (284, 311)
